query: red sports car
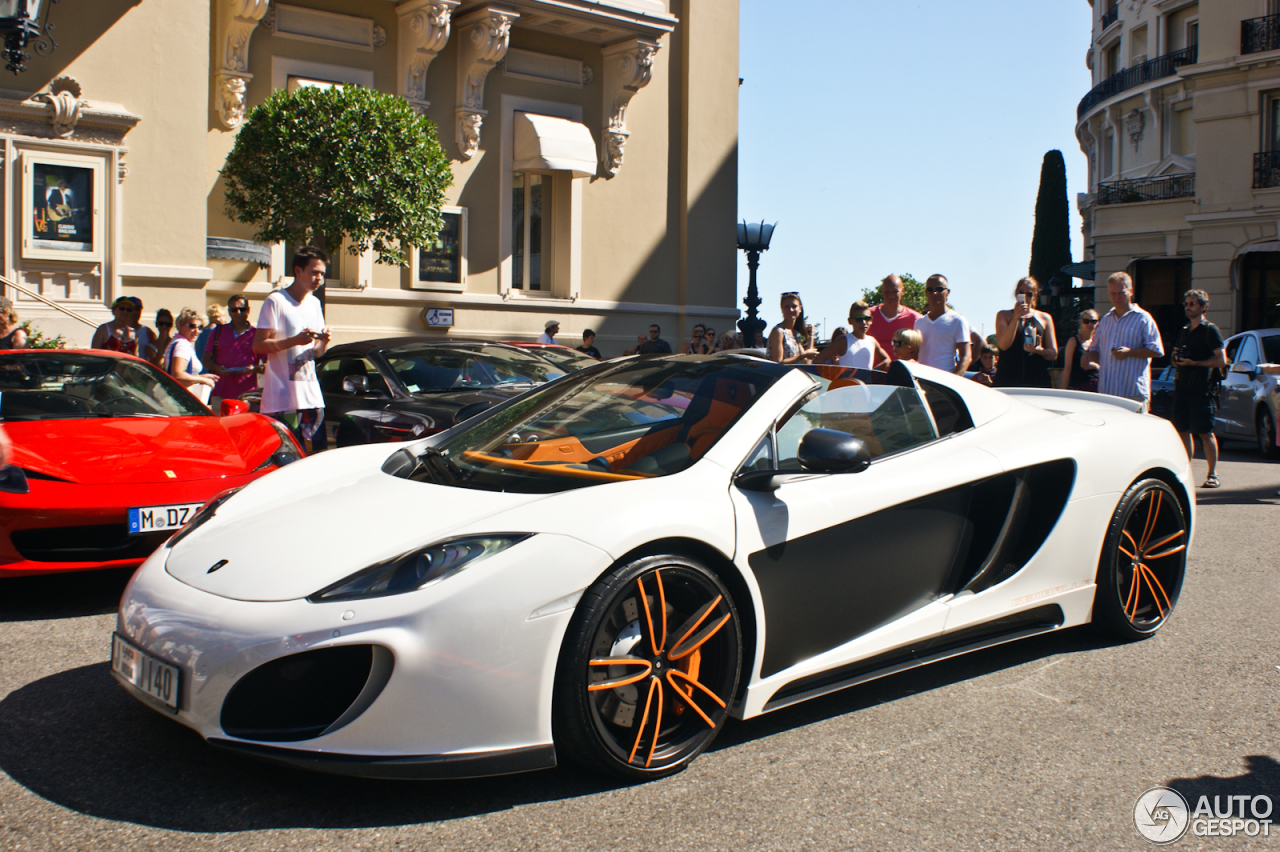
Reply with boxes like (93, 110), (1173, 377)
(0, 350), (303, 577)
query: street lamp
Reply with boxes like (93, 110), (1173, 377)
(0, 0), (59, 75)
(736, 219), (775, 348)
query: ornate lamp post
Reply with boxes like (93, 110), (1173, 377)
(736, 219), (775, 348)
(0, 0), (60, 75)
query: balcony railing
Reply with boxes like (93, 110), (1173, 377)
(1077, 45), (1198, 119)
(1243, 14), (1280, 55)
(1101, 3), (1119, 29)
(1254, 152), (1280, 188)
(1096, 173), (1195, 205)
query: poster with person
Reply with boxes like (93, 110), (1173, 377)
(416, 209), (466, 287)
(31, 162), (94, 253)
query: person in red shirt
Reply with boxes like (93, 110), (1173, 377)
(868, 274), (922, 359)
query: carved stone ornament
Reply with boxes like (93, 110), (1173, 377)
(454, 7), (517, 160)
(600, 38), (660, 178)
(29, 76), (84, 138)
(216, 0), (270, 130)
(582, 65), (594, 86)
(373, 25), (387, 48)
(1126, 108), (1145, 148)
(118, 149), (129, 183)
(397, 0), (458, 112)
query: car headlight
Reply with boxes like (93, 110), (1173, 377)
(168, 487), (242, 548)
(0, 466), (28, 494)
(308, 534), (531, 602)
(255, 420), (304, 471)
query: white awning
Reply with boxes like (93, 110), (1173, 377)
(514, 113), (597, 178)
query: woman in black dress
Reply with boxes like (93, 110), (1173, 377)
(993, 277), (1058, 388)
(1060, 309), (1100, 391)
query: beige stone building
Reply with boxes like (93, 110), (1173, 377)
(0, 0), (739, 354)
(1076, 0), (1280, 347)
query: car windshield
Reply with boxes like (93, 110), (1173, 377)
(0, 352), (211, 421)
(388, 355), (789, 493)
(533, 347), (597, 371)
(382, 345), (566, 393)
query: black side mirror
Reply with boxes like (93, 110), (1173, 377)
(797, 428), (871, 473)
(342, 375), (368, 394)
(453, 400), (493, 426)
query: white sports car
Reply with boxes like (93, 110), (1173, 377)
(112, 355), (1194, 780)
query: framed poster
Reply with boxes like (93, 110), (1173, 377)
(410, 206), (467, 291)
(21, 152), (104, 262)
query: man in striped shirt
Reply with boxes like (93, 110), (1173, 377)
(1083, 272), (1164, 411)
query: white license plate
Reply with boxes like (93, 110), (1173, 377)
(128, 503), (202, 534)
(111, 633), (180, 711)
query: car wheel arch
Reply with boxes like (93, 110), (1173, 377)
(1135, 467), (1192, 525)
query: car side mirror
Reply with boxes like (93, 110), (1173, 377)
(1230, 361), (1255, 376)
(453, 400), (493, 426)
(797, 428), (872, 473)
(220, 398), (249, 416)
(343, 375), (368, 394)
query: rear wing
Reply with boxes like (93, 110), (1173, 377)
(997, 387), (1144, 415)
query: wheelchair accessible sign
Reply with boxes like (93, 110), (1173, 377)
(422, 307), (454, 328)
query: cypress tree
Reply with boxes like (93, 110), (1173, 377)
(1028, 150), (1074, 346)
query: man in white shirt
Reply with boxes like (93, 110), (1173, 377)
(913, 274), (972, 374)
(1083, 271), (1163, 412)
(253, 245), (332, 453)
(538, 320), (560, 345)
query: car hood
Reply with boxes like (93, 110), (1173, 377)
(391, 387), (529, 426)
(6, 416), (279, 485)
(163, 443), (557, 601)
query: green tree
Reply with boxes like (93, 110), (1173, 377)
(1028, 150), (1074, 346)
(222, 86), (452, 266)
(860, 273), (930, 315)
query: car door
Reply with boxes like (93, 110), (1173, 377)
(315, 354), (390, 443)
(730, 375), (1003, 693)
(1217, 334), (1256, 435)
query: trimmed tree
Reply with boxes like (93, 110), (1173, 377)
(1028, 150), (1074, 345)
(222, 85), (452, 266)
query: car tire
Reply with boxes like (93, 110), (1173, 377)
(1092, 478), (1188, 641)
(1258, 409), (1278, 460)
(553, 553), (742, 781)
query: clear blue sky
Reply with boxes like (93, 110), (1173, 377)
(737, 0), (1094, 342)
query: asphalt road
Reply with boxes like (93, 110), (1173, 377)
(1, 444), (1278, 852)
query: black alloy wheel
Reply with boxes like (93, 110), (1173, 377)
(553, 554), (742, 780)
(1093, 478), (1188, 640)
(1258, 408), (1278, 460)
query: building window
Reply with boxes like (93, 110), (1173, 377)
(1240, 252), (1280, 331)
(512, 172), (550, 290)
(1105, 42), (1122, 78)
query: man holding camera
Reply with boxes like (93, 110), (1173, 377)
(1172, 289), (1226, 489)
(253, 245), (332, 453)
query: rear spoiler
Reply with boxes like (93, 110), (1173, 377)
(998, 387), (1144, 414)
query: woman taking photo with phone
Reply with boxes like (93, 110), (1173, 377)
(993, 277), (1057, 388)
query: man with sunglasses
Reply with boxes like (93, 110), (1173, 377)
(913, 274), (972, 375)
(1171, 289), (1226, 488)
(207, 295), (264, 410)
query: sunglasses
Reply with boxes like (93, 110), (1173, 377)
(229, 305), (249, 314)
(156, 321), (173, 328)
(925, 286), (948, 294)
(113, 304), (140, 312)
(781, 291), (799, 297)
(1081, 318), (1098, 324)
(183, 321), (202, 329)
(850, 316), (872, 323)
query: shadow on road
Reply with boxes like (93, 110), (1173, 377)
(0, 662), (626, 832)
(0, 567), (135, 623)
(1167, 755), (1280, 815)
(0, 626), (1124, 832)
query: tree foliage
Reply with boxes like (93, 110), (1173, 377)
(222, 86), (453, 266)
(18, 321), (67, 349)
(1028, 150), (1072, 293)
(859, 273), (930, 314)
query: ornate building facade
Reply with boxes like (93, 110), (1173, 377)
(0, 0), (739, 353)
(1077, 0), (1280, 347)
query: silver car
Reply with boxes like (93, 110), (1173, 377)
(1217, 329), (1280, 458)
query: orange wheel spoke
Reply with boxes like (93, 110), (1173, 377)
(654, 570), (667, 655)
(669, 596), (723, 660)
(1124, 565), (1140, 619)
(670, 612), (732, 661)
(637, 576), (661, 657)
(1139, 563), (1172, 616)
(645, 677), (664, 768)
(1137, 566), (1165, 619)
(665, 672), (719, 728)
(1145, 543), (1187, 560)
(1143, 529), (1185, 554)
(587, 657), (652, 692)
(628, 676), (660, 765)
(1121, 529), (1140, 556)
(1139, 491), (1162, 551)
